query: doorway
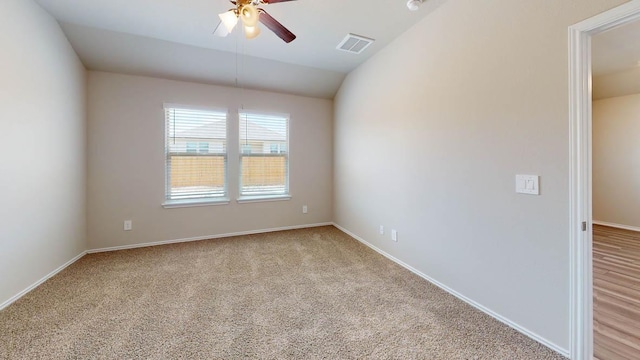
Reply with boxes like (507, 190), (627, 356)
(591, 22), (640, 358)
(569, 2), (640, 359)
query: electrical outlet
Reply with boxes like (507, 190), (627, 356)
(302, 205), (308, 214)
(379, 225), (384, 235)
(124, 220), (132, 231)
(391, 229), (398, 242)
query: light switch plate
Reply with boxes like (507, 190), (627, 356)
(516, 175), (540, 195)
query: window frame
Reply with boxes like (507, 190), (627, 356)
(162, 104), (230, 208)
(237, 110), (291, 203)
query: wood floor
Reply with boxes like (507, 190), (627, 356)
(593, 224), (640, 360)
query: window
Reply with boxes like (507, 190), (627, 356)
(186, 142), (210, 154)
(239, 112), (289, 198)
(267, 143), (287, 154)
(165, 106), (228, 205)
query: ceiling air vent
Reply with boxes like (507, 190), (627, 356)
(336, 34), (375, 54)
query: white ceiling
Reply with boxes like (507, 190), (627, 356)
(592, 20), (640, 77)
(592, 19), (640, 100)
(35, 0), (445, 98)
(59, 23), (346, 99)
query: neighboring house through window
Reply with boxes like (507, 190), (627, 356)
(186, 142), (210, 154)
(267, 143), (287, 154)
(164, 105), (228, 204)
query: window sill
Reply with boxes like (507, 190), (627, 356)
(236, 195), (292, 204)
(162, 198), (230, 209)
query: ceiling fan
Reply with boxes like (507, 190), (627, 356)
(214, 0), (297, 43)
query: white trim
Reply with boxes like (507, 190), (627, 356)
(0, 251), (87, 311)
(162, 198), (230, 208)
(568, 22), (593, 360)
(87, 222), (332, 254)
(569, 2), (640, 359)
(238, 109), (290, 119)
(163, 103), (228, 113)
(236, 195), (291, 203)
(332, 222), (569, 357)
(593, 220), (640, 233)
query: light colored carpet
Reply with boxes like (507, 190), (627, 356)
(0, 226), (565, 359)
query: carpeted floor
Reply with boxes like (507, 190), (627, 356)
(0, 226), (565, 359)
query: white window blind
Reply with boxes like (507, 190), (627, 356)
(165, 106), (227, 201)
(239, 112), (289, 197)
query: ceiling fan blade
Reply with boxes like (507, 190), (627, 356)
(258, 9), (296, 43)
(261, 0), (297, 4)
(213, 21), (230, 37)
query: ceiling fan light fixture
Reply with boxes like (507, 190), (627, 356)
(240, 4), (260, 27)
(406, 0), (421, 11)
(244, 24), (261, 40)
(214, 0), (296, 43)
(219, 10), (239, 32)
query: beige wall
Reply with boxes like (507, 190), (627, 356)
(593, 94), (640, 228)
(334, 0), (627, 353)
(87, 72), (332, 250)
(0, 0), (86, 306)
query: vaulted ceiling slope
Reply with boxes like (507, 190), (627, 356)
(35, 0), (445, 99)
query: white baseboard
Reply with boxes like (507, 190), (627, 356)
(593, 220), (640, 233)
(331, 222), (569, 358)
(0, 251), (87, 311)
(88, 222), (334, 254)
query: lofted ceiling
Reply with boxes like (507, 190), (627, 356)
(35, 0), (445, 99)
(592, 19), (640, 100)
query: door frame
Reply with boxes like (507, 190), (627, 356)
(569, 1), (640, 359)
